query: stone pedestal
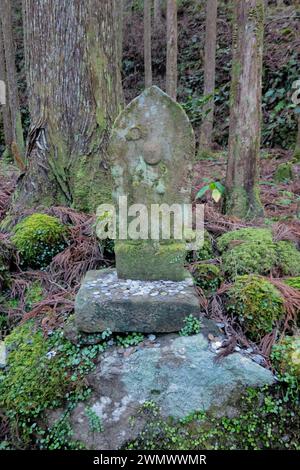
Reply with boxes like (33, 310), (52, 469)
(75, 269), (200, 334)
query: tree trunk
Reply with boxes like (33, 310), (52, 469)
(13, 0), (123, 213)
(0, 17), (13, 157)
(0, 0), (24, 160)
(144, 0), (152, 88)
(166, 0), (177, 100)
(294, 116), (300, 159)
(199, 0), (218, 151)
(154, 0), (163, 24)
(225, 0), (265, 220)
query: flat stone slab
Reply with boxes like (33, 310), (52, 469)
(75, 269), (200, 333)
(50, 333), (275, 450)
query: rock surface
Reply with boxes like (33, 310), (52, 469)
(0, 341), (7, 368)
(75, 269), (200, 333)
(55, 331), (274, 450)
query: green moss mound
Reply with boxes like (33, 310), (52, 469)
(275, 242), (300, 277)
(0, 322), (71, 420)
(227, 275), (284, 341)
(0, 321), (106, 445)
(222, 241), (277, 278)
(217, 228), (273, 252)
(272, 335), (300, 379)
(11, 213), (67, 268)
(218, 228), (300, 278)
(193, 264), (222, 293)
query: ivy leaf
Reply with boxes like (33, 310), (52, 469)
(196, 185), (210, 199)
(212, 189), (222, 203)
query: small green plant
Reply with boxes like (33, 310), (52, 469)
(179, 315), (202, 337)
(116, 332), (144, 348)
(85, 407), (103, 433)
(11, 213), (67, 268)
(196, 180), (225, 203)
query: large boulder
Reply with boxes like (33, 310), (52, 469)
(49, 331), (274, 450)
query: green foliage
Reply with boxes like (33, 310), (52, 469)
(37, 412), (85, 450)
(196, 181), (225, 203)
(187, 230), (214, 263)
(193, 264), (222, 293)
(274, 162), (294, 183)
(11, 213), (67, 268)
(181, 93), (213, 125)
(116, 332), (144, 348)
(262, 54), (299, 149)
(0, 321), (106, 445)
(227, 275), (284, 341)
(283, 277), (300, 290)
(179, 315), (202, 337)
(85, 407), (103, 433)
(128, 377), (300, 450)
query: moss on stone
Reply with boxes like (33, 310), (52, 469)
(227, 275), (284, 341)
(115, 241), (188, 281)
(11, 213), (67, 269)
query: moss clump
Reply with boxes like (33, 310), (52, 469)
(272, 335), (300, 379)
(218, 228), (300, 279)
(193, 264), (222, 293)
(11, 213), (67, 268)
(283, 277), (300, 290)
(227, 275), (284, 341)
(0, 322), (70, 421)
(217, 228), (273, 252)
(222, 241), (277, 278)
(274, 162), (294, 183)
(275, 242), (300, 276)
(0, 321), (106, 445)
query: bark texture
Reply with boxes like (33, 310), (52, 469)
(0, 17), (13, 155)
(166, 0), (177, 100)
(154, 0), (163, 24)
(294, 116), (300, 159)
(199, 0), (218, 151)
(225, 0), (265, 219)
(144, 0), (152, 88)
(13, 0), (123, 213)
(0, 0), (24, 159)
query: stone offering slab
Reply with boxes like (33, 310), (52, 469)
(75, 269), (200, 333)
